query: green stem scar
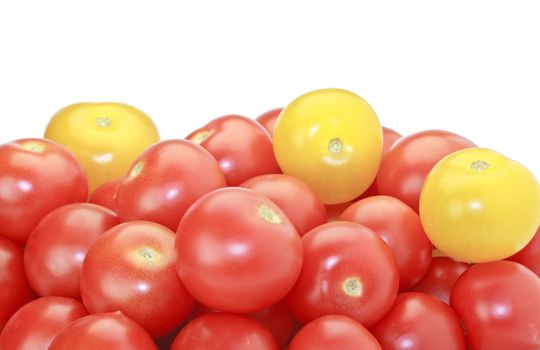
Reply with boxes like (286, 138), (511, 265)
(191, 130), (210, 144)
(130, 162), (143, 177)
(470, 160), (490, 172)
(21, 141), (45, 153)
(257, 204), (282, 225)
(95, 117), (112, 127)
(328, 138), (343, 155)
(343, 277), (362, 297)
(138, 247), (158, 262)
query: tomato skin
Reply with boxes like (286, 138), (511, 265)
(0, 296), (88, 350)
(24, 203), (119, 299)
(289, 315), (381, 350)
(80, 221), (194, 338)
(250, 301), (300, 347)
(412, 257), (469, 304)
(287, 221), (399, 327)
(48, 311), (157, 350)
(371, 292), (466, 350)
(0, 237), (35, 331)
(508, 226), (540, 277)
(340, 196), (431, 291)
(176, 187), (303, 313)
(450, 261), (540, 349)
(88, 179), (120, 212)
(377, 130), (475, 212)
(240, 174), (327, 236)
(0, 138), (88, 245)
(116, 139), (226, 231)
(255, 108), (282, 136)
(187, 115), (281, 186)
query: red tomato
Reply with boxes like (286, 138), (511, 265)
(24, 203), (118, 299)
(412, 257), (469, 304)
(0, 296), (88, 350)
(0, 138), (88, 245)
(450, 261), (540, 349)
(325, 201), (355, 222)
(287, 221), (399, 327)
(176, 187), (302, 313)
(170, 313), (279, 350)
(48, 311), (157, 350)
(256, 108), (282, 136)
(371, 292), (465, 349)
(289, 315), (381, 350)
(80, 221), (194, 338)
(508, 226), (540, 277)
(250, 301), (299, 347)
(0, 237), (34, 331)
(377, 130), (475, 212)
(340, 195), (432, 291)
(240, 174), (327, 236)
(88, 178), (120, 212)
(186, 115), (281, 186)
(116, 139), (226, 231)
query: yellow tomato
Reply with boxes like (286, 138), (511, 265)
(420, 148), (540, 263)
(273, 88), (382, 204)
(45, 102), (160, 192)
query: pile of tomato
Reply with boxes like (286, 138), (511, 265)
(1, 88), (539, 350)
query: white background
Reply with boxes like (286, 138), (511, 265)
(1, 1), (539, 176)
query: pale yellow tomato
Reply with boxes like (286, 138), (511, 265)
(273, 88), (382, 204)
(45, 102), (160, 191)
(420, 148), (540, 263)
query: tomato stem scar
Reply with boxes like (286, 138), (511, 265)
(343, 277), (362, 297)
(191, 130), (211, 144)
(328, 138), (343, 155)
(257, 204), (282, 225)
(130, 162), (143, 177)
(470, 160), (490, 172)
(138, 247), (158, 262)
(21, 141), (45, 153)
(95, 117), (112, 127)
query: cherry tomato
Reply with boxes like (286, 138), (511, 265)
(24, 203), (118, 299)
(0, 237), (34, 331)
(240, 174), (327, 236)
(289, 315), (381, 350)
(412, 257), (469, 304)
(0, 138), (88, 245)
(287, 221), (399, 327)
(176, 187), (303, 313)
(450, 261), (540, 349)
(88, 178), (121, 212)
(0, 296), (88, 350)
(508, 226), (540, 277)
(377, 130), (475, 212)
(371, 292), (466, 349)
(420, 148), (540, 263)
(116, 139), (226, 231)
(255, 108), (282, 136)
(80, 221), (194, 338)
(48, 311), (157, 350)
(340, 195), (432, 291)
(250, 301), (299, 347)
(273, 88), (383, 204)
(171, 313), (279, 350)
(187, 115), (281, 186)
(45, 102), (160, 191)
(325, 201), (355, 222)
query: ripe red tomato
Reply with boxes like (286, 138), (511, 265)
(48, 311), (157, 350)
(0, 237), (35, 331)
(325, 201), (355, 222)
(451, 261), (540, 349)
(176, 187), (302, 313)
(371, 292), (466, 349)
(377, 130), (475, 212)
(287, 221), (399, 327)
(88, 178), (121, 212)
(116, 139), (226, 231)
(186, 115), (281, 186)
(250, 301), (299, 347)
(240, 174), (327, 236)
(508, 226), (540, 277)
(24, 203), (119, 299)
(256, 108), (282, 136)
(340, 195), (432, 291)
(170, 313), (279, 350)
(0, 296), (88, 350)
(80, 221), (194, 338)
(0, 138), (88, 245)
(289, 315), (381, 350)
(412, 257), (469, 304)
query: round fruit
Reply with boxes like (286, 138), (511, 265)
(508, 226), (540, 277)
(88, 179), (121, 212)
(412, 257), (469, 304)
(255, 108), (282, 136)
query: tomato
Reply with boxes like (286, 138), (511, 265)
(0, 296), (88, 350)
(508, 226), (540, 277)
(377, 130), (476, 212)
(250, 301), (299, 347)
(273, 88), (382, 204)
(0, 138), (88, 245)
(287, 221), (399, 327)
(371, 292), (466, 349)
(116, 139), (226, 231)
(289, 315), (381, 350)
(340, 195), (432, 291)
(24, 203), (119, 299)
(240, 174), (327, 236)
(0, 237), (34, 331)
(48, 311), (157, 350)
(412, 257), (469, 304)
(88, 178), (121, 212)
(176, 187), (302, 313)
(187, 115), (281, 186)
(420, 148), (540, 263)
(255, 108), (282, 136)
(44, 102), (160, 191)
(80, 221), (193, 338)
(450, 261), (540, 349)
(171, 313), (279, 350)
(325, 201), (354, 222)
